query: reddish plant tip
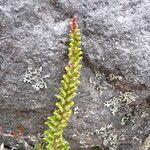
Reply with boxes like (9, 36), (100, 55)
(69, 16), (78, 31)
(9, 131), (17, 137)
(65, 63), (74, 69)
(0, 126), (4, 133)
(68, 63), (74, 67)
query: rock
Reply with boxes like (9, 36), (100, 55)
(0, 0), (150, 150)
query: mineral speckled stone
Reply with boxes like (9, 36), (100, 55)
(0, 0), (150, 150)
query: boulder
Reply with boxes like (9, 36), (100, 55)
(0, 0), (150, 149)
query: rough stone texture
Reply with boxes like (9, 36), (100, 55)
(0, 0), (150, 150)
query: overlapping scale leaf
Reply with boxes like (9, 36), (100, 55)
(44, 16), (82, 150)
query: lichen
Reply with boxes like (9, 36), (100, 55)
(23, 66), (49, 91)
(104, 97), (120, 116)
(109, 73), (122, 81)
(140, 134), (150, 150)
(73, 106), (80, 115)
(119, 91), (136, 105)
(104, 91), (136, 116)
(120, 113), (135, 125)
(93, 124), (119, 150)
(88, 71), (110, 95)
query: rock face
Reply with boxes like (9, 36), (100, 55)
(0, 0), (150, 150)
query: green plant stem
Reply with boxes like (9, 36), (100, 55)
(43, 16), (82, 150)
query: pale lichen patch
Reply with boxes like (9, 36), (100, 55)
(88, 71), (111, 96)
(104, 97), (120, 116)
(73, 106), (80, 115)
(93, 124), (120, 150)
(120, 113), (135, 125)
(119, 91), (136, 105)
(140, 134), (150, 150)
(104, 91), (136, 116)
(109, 73), (123, 81)
(23, 66), (49, 91)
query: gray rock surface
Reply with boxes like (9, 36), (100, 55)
(0, 0), (150, 150)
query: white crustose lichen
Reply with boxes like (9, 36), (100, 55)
(104, 91), (136, 116)
(94, 124), (119, 150)
(23, 66), (49, 91)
